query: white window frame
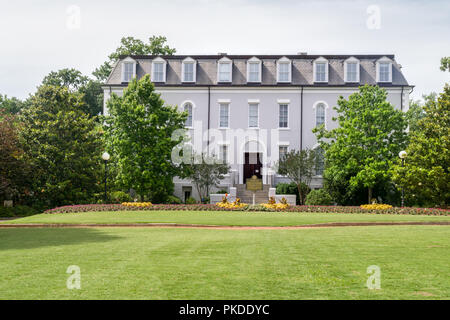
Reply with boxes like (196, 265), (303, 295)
(247, 57), (262, 83)
(181, 100), (195, 129)
(217, 57), (232, 83)
(121, 57), (137, 83)
(248, 103), (259, 128)
(313, 57), (329, 83)
(151, 57), (167, 83)
(376, 57), (393, 83)
(218, 102), (230, 129)
(313, 101), (328, 129)
(219, 144), (228, 164)
(279, 145), (289, 161)
(314, 146), (325, 177)
(276, 57), (292, 83)
(278, 103), (289, 129)
(182, 57), (197, 83)
(344, 57), (360, 83)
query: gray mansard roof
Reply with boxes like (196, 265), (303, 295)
(105, 54), (410, 87)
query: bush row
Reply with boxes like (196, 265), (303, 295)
(0, 205), (39, 217)
(44, 204), (450, 216)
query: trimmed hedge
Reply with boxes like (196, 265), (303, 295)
(0, 205), (39, 217)
(44, 204), (450, 216)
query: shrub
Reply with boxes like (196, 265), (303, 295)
(166, 195), (182, 204)
(110, 191), (132, 204)
(0, 205), (39, 217)
(185, 197), (197, 204)
(276, 182), (310, 205)
(215, 190), (228, 194)
(305, 189), (333, 205)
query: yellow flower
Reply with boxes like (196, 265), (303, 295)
(360, 204), (392, 210)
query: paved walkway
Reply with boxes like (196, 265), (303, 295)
(0, 221), (449, 230)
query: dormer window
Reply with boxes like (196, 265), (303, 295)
(152, 57), (166, 82)
(121, 57), (136, 82)
(247, 57), (261, 82)
(277, 57), (291, 83)
(314, 57), (328, 83)
(344, 57), (360, 83)
(182, 57), (196, 83)
(218, 57), (232, 82)
(376, 57), (392, 83)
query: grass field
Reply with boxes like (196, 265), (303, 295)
(2, 210), (450, 226)
(0, 225), (449, 299)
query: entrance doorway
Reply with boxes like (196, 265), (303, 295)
(243, 152), (263, 181)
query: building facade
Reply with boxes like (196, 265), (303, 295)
(103, 54), (411, 202)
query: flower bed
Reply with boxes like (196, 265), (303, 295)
(44, 203), (450, 216)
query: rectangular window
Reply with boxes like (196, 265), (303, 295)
(315, 148), (324, 176)
(153, 63), (164, 82)
(316, 63), (326, 82)
(218, 63), (232, 82)
(279, 146), (288, 160)
(346, 62), (358, 82)
(278, 63), (290, 82)
(248, 104), (259, 128)
(184, 104), (193, 127)
(183, 63), (194, 82)
(379, 63), (390, 82)
(248, 62), (260, 82)
(220, 145), (228, 163)
(279, 104), (288, 128)
(123, 63), (134, 82)
(219, 103), (229, 128)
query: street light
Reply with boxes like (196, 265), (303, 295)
(399, 150), (407, 207)
(102, 152), (110, 203)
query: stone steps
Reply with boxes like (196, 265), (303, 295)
(235, 184), (271, 204)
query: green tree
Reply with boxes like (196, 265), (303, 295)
(93, 36), (176, 81)
(0, 113), (30, 202)
(19, 85), (102, 208)
(104, 75), (186, 203)
(440, 57), (450, 72)
(0, 94), (27, 115)
(277, 149), (316, 205)
(314, 85), (408, 204)
(185, 153), (230, 202)
(392, 85), (450, 207)
(42, 68), (103, 117)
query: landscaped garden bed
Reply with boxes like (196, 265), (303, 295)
(43, 203), (450, 216)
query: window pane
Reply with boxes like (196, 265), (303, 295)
(219, 63), (231, 82)
(184, 63), (194, 82)
(347, 62), (358, 82)
(279, 104), (288, 128)
(184, 103), (193, 127)
(153, 63), (164, 82)
(380, 63), (390, 81)
(315, 148), (324, 175)
(219, 103), (229, 128)
(123, 63), (134, 82)
(220, 146), (228, 163)
(316, 104), (325, 127)
(279, 146), (287, 160)
(316, 63), (326, 81)
(249, 104), (258, 127)
(249, 62), (260, 82)
(278, 62), (290, 81)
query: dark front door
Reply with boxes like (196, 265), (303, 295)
(244, 153), (262, 181)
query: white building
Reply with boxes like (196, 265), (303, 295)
(103, 54), (412, 202)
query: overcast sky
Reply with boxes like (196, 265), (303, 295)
(0, 0), (449, 100)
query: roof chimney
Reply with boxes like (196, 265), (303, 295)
(218, 52), (228, 56)
(298, 52), (308, 55)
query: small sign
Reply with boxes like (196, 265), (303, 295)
(246, 175), (263, 191)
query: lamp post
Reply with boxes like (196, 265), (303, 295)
(102, 152), (110, 203)
(399, 150), (407, 207)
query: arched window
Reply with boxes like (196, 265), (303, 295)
(184, 103), (193, 127)
(316, 103), (325, 127)
(315, 148), (324, 176)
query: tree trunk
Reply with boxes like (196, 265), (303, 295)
(297, 184), (303, 205)
(368, 187), (373, 204)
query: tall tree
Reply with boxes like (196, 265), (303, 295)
(0, 94), (27, 115)
(104, 75), (186, 203)
(93, 36), (176, 82)
(392, 85), (450, 207)
(277, 149), (316, 205)
(406, 93), (437, 133)
(41, 68), (103, 117)
(440, 57), (450, 72)
(314, 85), (408, 204)
(20, 85), (102, 207)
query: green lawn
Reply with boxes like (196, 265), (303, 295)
(0, 225), (449, 299)
(3, 210), (450, 226)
